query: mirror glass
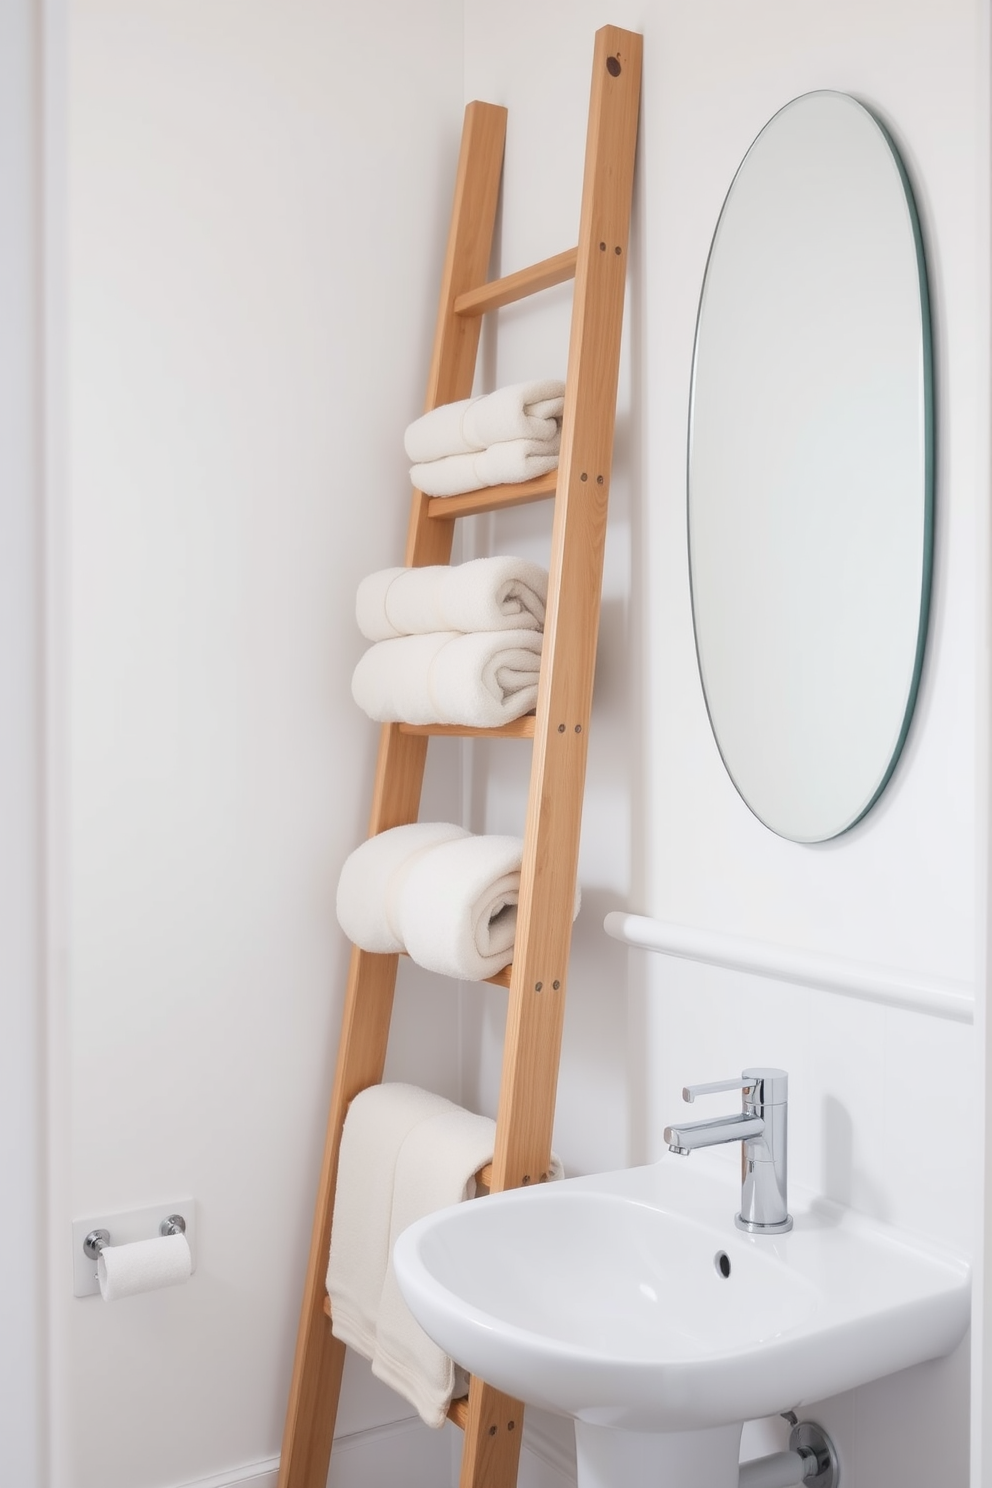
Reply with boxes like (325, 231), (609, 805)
(687, 91), (933, 843)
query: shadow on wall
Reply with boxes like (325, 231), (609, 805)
(555, 885), (632, 1177)
(821, 1093), (890, 1222)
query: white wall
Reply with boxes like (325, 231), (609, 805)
(0, 3), (47, 1484)
(63, 3), (464, 1484)
(463, 2), (986, 1485)
(58, 2), (989, 1486)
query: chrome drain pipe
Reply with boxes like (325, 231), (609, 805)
(739, 1421), (839, 1488)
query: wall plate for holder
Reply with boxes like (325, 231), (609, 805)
(72, 1198), (197, 1297)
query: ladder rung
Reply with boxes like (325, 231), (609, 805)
(454, 247), (578, 317)
(425, 469), (557, 520)
(447, 1396), (470, 1429)
(398, 717), (535, 740)
(474, 1156), (559, 1192)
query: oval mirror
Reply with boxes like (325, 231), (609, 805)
(687, 91), (933, 843)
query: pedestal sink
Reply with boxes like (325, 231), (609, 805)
(393, 1160), (970, 1488)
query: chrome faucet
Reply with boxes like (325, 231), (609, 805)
(663, 1067), (793, 1234)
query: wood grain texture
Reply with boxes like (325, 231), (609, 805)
(276, 99), (507, 1488)
(489, 24), (642, 1199)
(423, 101), (508, 414)
(457, 1376), (526, 1488)
(279, 29), (642, 1487)
(275, 947), (399, 1488)
(448, 1396), (470, 1430)
(458, 26), (642, 1488)
(453, 246), (578, 316)
(472, 1156), (556, 1193)
(398, 717), (536, 739)
(425, 469), (558, 521)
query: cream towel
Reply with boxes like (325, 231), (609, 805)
(336, 826), (581, 980)
(326, 1083), (455, 1362)
(335, 821), (469, 954)
(411, 432), (561, 498)
(371, 1102), (498, 1424)
(397, 834), (581, 982)
(355, 557), (548, 641)
(328, 1082), (564, 1426)
(351, 630), (542, 728)
(404, 379), (565, 463)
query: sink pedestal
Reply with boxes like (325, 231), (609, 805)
(574, 1420), (744, 1488)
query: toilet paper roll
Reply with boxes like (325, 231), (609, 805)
(97, 1233), (192, 1302)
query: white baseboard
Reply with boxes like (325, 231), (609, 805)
(520, 1410), (577, 1488)
(169, 1458), (279, 1488)
(331, 1414), (456, 1486)
(168, 1405), (577, 1488)
(169, 1415), (456, 1488)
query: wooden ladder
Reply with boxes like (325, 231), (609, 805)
(277, 24), (642, 1488)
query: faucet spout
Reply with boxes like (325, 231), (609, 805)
(664, 1111), (765, 1154)
(663, 1067), (792, 1235)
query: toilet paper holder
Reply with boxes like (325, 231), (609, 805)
(84, 1213), (187, 1259)
(72, 1198), (197, 1297)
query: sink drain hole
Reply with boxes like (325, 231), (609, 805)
(715, 1251), (731, 1278)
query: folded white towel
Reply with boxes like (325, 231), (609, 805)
(356, 557), (548, 641)
(411, 433), (562, 498)
(335, 821), (470, 954)
(336, 825), (581, 980)
(351, 630), (542, 728)
(326, 1082), (456, 1362)
(328, 1081), (565, 1426)
(404, 380), (565, 463)
(371, 1101), (498, 1425)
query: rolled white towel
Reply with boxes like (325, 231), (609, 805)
(356, 557), (548, 641)
(371, 1101), (498, 1424)
(335, 821), (470, 954)
(404, 379), (565, 463)
(336, 825), (581, 979)
(411, 431), (561, 498)
(351, 630), (542, 728)
(396, 834), (581, 981)
(326, 1082), (457, 1363)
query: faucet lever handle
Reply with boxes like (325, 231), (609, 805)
(682, 1076), (753, 1104)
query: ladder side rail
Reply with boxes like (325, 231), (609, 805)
(423, 101), (510, 415)
(458, 26), (642, 1488)
(493, 19), (641, 1196)
(277, 100), (507, 1488)
(406, 98), (511, 570)
(274, 947), (402, 1488)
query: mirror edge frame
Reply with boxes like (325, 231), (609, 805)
(685, 90), (936, 844)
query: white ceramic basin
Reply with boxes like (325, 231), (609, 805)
(393, 1159), (970, 1434)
